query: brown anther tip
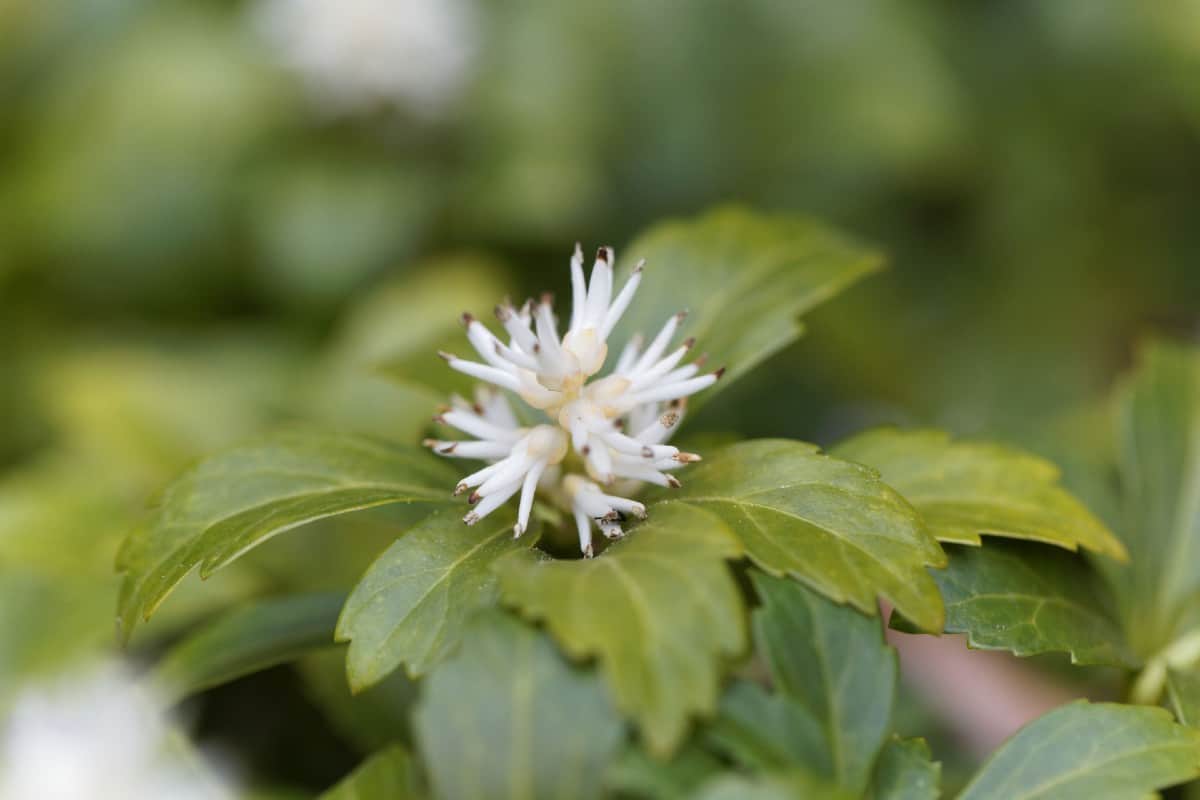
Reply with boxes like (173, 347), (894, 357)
(714, 367), (727, 379)
(438, 443), (458, 455)
(613, 419), (626, 430)
(633, 258), (646, 273)
(494, 304), (510, 321)
(584, 544), (595, 558)
(695, 352), (710, 367)
(683, 337), (696, 349)
(675, 310), (689, 321)
(438, 350), (455, 362)
(472, 403), (484, 415)
(666, 475), (682, 489)
(596, 247), (609, 263)
(540, 291), (554, 306)
(660, 411), (680, 427)
(675, 452), (702, 463)
(604, 527), (624, 540)
(454, 483), (468, 496)
(641, 446), (654, 459)
(460, 312), (475, 326)
(533, 342), (541, 353)
(581, 445), (591, 456)
(668, 399), (683, 409)
(422, 438), (439, 448)
(464, 512), (479, 526)
(601, 510), (620, 522)
(468, 491), (481, 505)
(432, 414), (446, 424)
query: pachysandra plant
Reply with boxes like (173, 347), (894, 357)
(427, 244), (720, 556)
(111, 208), (1200, 799)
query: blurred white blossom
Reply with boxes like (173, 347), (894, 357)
(253, 0), (478, 118)
(0, 663), (231, 800)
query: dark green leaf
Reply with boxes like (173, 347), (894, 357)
(1168, 670), (1200, 728)
(916, 541), (1137, 668)
(613, 207), (883, 410)
(415, 611), (623, 800)
(707, 680), (830, 775)
(117, 431), (453, 638)
(296, 648), (421, 755)
(497, 502), (745, 757)
(833, 428), (1126, 558)
(958, 701), (1200, 800)
(666, 438), (946, 632)
(867, 737), (940, 800)
(605, 741), (724, 800)
(317, 745), (421, 800)
(154, 592), (343, 703)
(749, 570), (897, 795)
(337, 508), (537, 688)
(692, 772), (853, 800)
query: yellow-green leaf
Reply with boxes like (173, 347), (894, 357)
(833, 428), (1126, 558)
(496, 502), (746, 757)
(337, 509), (537, 688)
(117, 431), (453, 638)
(611, 206), (883, 409)
(665, 439), (946, 632)
(154, 592), (344, 703)
(317, 745), (421, 800)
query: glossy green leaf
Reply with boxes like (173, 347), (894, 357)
(612, 206), (883, 409)
(317, 746), (421, 800)
(750, 571), (897, 796)
(497, 502), (745, 757)
(337, 508), (536, 688)
(414, 611), (622, 800)
(958, 701), (1200, 800)
(918, 541), (1137, 668)
(833, 428), (1126, 558)
(1112, 342), (1200, 653)
(867, 737), (940, 800)
(154, 592), (343, 703)
(1168, 670), (1200, 728)
(666, 438), (945, 632)
(116, 431), (454, 638)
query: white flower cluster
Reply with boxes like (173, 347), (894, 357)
(426, 245), (721, 556)
(0, 664), (231, 800)
(252, 0), (477, 118)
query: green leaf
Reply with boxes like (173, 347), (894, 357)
(749, 570), (897, 796)
(1112, 341), (1200, 652)
(692, 772), (853, 800)
(916, 541), (1138, 668)
(707, 680), (830, 775)
(337, 508), (536, 688)
(317, 745), (421, 800)
(833, 428), (1126, 558)
(1167, 670), (1200, 728)
(296, 648), (421, 755)
(958, 701), (1200, 800)
(117, 431), (454, 638)
(496, 502), (745, 757)
(154, 592), (343, 703)
(414, 611), (623, 800)
(612, 207), (883, 409)
(606, 741), (724, 800)
(867, 737), (940, 800)
(666, 438), (945, 632)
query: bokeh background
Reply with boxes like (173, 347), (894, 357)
(3, 0), (1200, 795)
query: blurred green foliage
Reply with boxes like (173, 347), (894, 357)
(2, 0), (1200, 793)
